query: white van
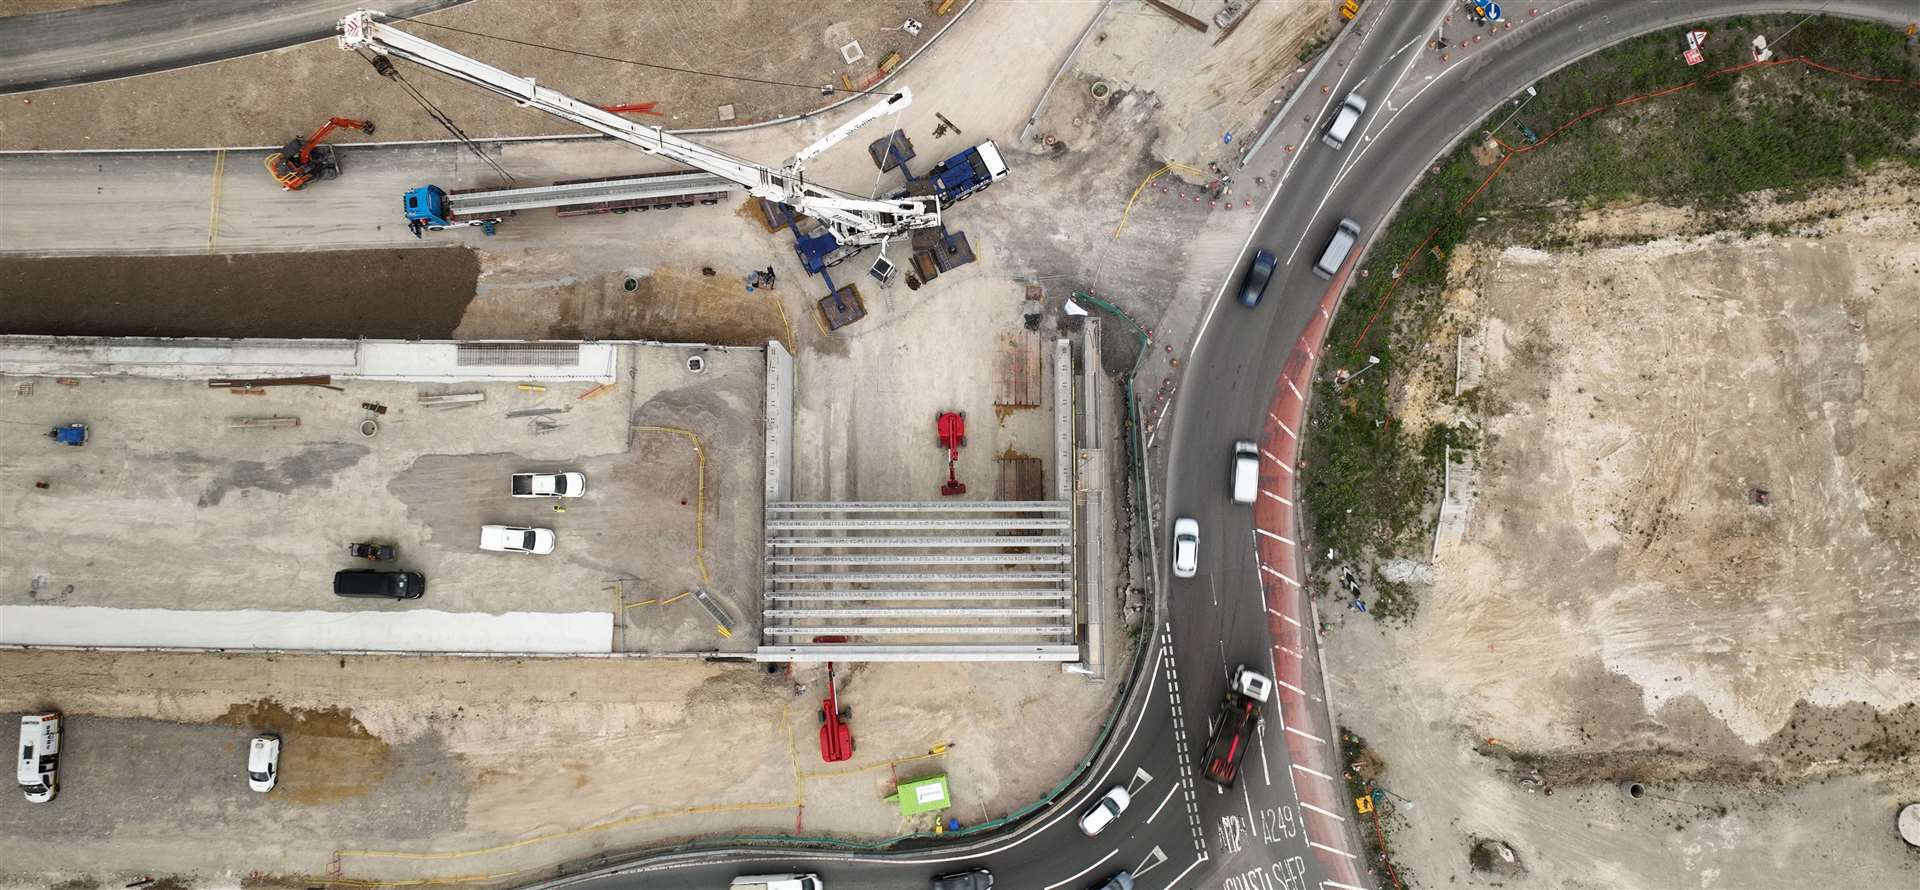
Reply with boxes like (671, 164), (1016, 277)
(17, 712), (60, 804)
(1231, 441), (1259, 504)
(730, 877), (823, 890)
(1313, 218), (1362, 280)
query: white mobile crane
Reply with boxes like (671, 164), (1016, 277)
(339, 10), (1006, 268)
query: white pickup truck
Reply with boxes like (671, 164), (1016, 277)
(480, 525), (556, 555)
(510, 469), (583, 498)
(509, 471), (585, 498)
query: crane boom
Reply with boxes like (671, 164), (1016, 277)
(337, 10), (938, 246)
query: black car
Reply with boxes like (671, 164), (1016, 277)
(333, 570), (426, 599)
(931, 869), (993, 890)
(1236, 248), (1278, 307)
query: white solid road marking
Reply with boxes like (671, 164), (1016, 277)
(1043, 849), (1117, 890)
(1276, 643), (1304, 660)
(1261, 490), (1292, 506)
(1258, 564), (1300, 588)
(1274, 416), (1297, 439)
(1309, 839), (1357, 859)
(1261, 448), (1286, 464)
(1285, 723), (1326, 744)
(1293, 762), (1334, 782)
(1286, 377), (1305, 399)
(1300, 800), (1347, 823)
(1147, 783), (1181, 824)
(1165, 855), (1208, 890)
(1325, 880), (1369, 890)
(1256, 527), (1295, 545)
(1273, 676), (1307, 696)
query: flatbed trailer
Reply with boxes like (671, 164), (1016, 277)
(403, 170), (738, 233)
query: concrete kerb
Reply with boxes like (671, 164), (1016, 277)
(0, 0), (979, 157)
(1241, 5), (1362, 165)
(1016, 0), (1117, 146)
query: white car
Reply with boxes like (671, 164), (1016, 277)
(510, 471), (586, 498)
(247, 734), (281, 793)
(1078, 785), (1132, 836)
(479, 525), (556, 555)
(1171, 517), (1199, 579)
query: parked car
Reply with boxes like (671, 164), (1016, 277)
(17, 712), (60, 804)
(247, 733), (281, 793)
(931, 869), (993, 890)
(1236, 249), (1278, 307)
(480, 525), (556, 555)
(1077, 785), (1132, 836)
(333, 570), (425, 599)
(509, 471), (586, 498)
(1171, 517), (1200, 579)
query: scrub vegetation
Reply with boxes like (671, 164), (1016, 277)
(1302, 15), (1920, 617)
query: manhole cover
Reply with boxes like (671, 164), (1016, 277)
(1901, 803), (1920, 847)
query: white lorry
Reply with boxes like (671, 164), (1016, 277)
(17, 712), (60, 803)
(730, 877), (823, 890)
(509, 471), (586, 498)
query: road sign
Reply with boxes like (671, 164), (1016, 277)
(1355, 795), (1375, 814)
(1688, 29), (1709, 49)
(1684, 47), (1704, 66)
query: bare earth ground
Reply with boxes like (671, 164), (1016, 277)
(0, 650), (1116, 886)
(1324, 171), (1920, 887)
(0, 0), (939, 148)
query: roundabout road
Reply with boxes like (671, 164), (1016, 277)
(536, 1), (1915, 889)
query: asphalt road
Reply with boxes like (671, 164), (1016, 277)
(0, 0), (465, 94)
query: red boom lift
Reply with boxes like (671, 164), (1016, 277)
(266, 117), (376, 190)
(819, 662), (854, 762)
(936, 411), (967, 496)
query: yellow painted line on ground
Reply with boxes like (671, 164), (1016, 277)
(315, 869), (523, 888)
(1113, 159), (1207, 236)
(335, 800), (799, 863)
(621, 597), (659, 610)
(630, 426), (709, 585)
(773, 292), (798, 352)
(659, 590), (691, 607)
(799, 744), (951, 782)
(205, 149), (226, 252)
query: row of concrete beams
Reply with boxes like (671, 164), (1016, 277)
(763, 501), (1076, 656)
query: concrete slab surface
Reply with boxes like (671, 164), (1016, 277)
(0, 605), (610, 652)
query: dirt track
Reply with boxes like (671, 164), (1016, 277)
(0, 248), (477, 338)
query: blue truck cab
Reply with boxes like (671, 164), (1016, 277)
(924, 140), (1008, 203)
(403, 185), (454, 228)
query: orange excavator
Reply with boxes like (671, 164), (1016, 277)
(266, 117), (375, 190)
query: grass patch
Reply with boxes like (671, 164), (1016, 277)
(1299, 15), (1920, 621)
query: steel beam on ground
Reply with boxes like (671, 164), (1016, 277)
(755, 645), (1081, 662)
(768, 501), (1069, 512)
(763, 625), (1071, 636)
(766, 517), (1071, 530)
(768, 553), (1072, 566)
(767, 535), (1072, 548)
(771, 571), (1071, 584)
(1054, 338), (1074, 502)
(762, 607), (1073, 619)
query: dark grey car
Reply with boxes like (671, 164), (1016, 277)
(931, 869), (993, 890)
(1237, 248), (1278, 307)
(333, 569), (425, 599)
